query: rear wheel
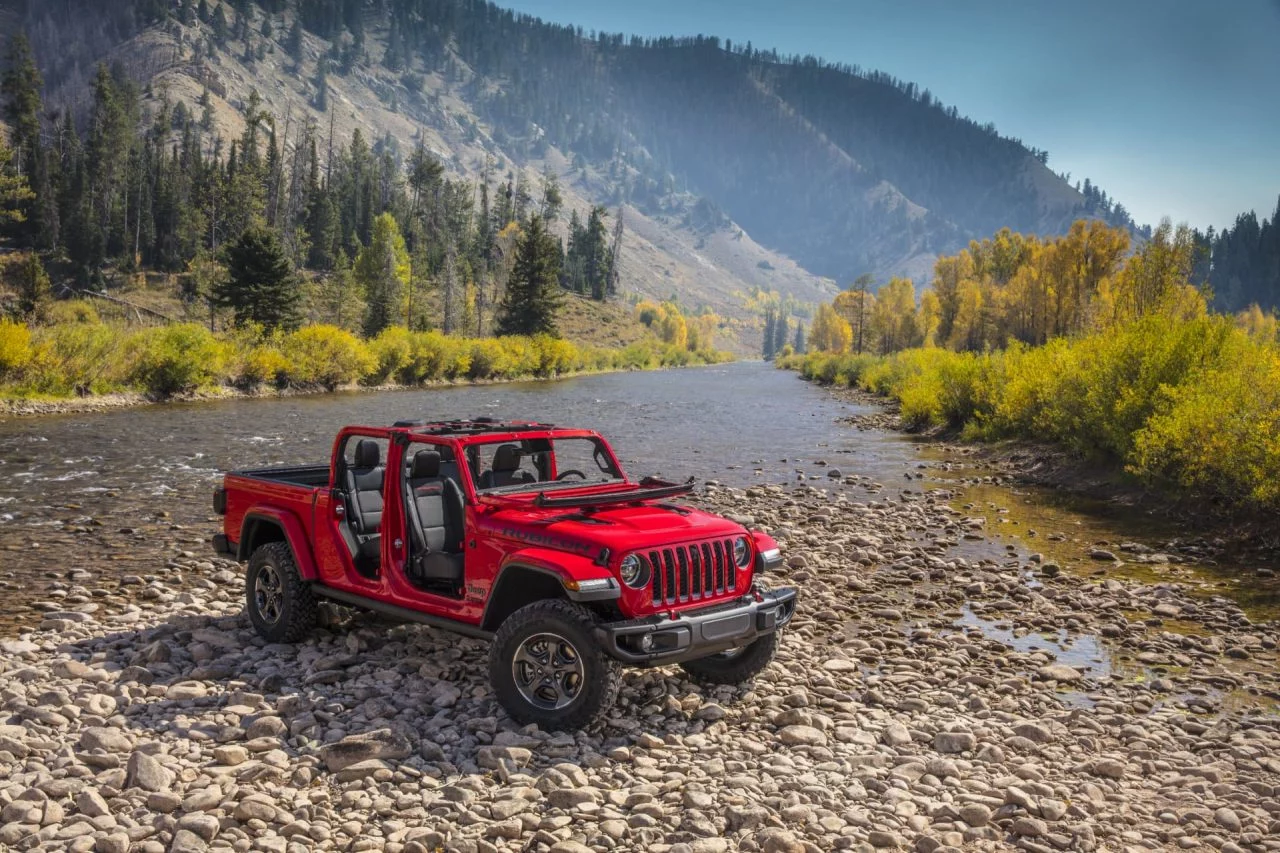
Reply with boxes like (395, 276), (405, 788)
(245, 542), (317, 643)
(679, 631), (779, 685)
(489, 600), (620, 731)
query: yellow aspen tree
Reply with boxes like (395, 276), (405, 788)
(810, 303), (852, 353)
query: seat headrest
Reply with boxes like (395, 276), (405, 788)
(411, 450), (441, 479)
(353, 439), (381, 469)
(492, 444), (522, 472)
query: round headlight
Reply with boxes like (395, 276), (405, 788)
(619, 554), (644, 587)
(733, 536), (751, 567)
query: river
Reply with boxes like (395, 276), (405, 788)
(1, 361), (1276, 696)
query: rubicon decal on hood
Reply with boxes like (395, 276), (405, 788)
(498, 526), (596, 555)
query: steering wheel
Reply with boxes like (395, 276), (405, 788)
(555, 469), (587, 481)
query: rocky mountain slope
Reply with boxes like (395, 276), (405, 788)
(9, 0), (836, 325)
(7, 0), (1137, 319)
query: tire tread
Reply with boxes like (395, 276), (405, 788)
(246, 541), (317, 643)
(489, 599), (620, 731)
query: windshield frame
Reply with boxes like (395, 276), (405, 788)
(446, 429), (629, 499)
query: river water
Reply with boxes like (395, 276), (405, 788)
(1, 361), (1276, 685)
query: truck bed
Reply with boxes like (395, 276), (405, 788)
(233, 464), (331, 488)
(217, 465), (331, 560)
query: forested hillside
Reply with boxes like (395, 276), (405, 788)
(1, 0), (1135, 304)
(1192, 197), (1280, 313)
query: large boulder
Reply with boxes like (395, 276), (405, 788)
(319, 728), (412, 772)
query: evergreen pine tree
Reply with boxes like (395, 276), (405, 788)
(539, 167), (562, 222)
(216, 225), (301, 330)
(2, 35), (42, 179)
(853, 273), (873, 354)
(793, 321), (806, 354)
(313, 56), (329, 111)
(605, 206), (624, 297)
(199, 88), (214, 131)
(2, 35), (47, 245)
(0, 135), (34, 227)
(287, 19), (304, 62)
(497, 215), (562, 337)
(773, 313), (788, 356)
(16, 252), (51, 320)
(762, 308), (776, 359)
(563, 208), (584, 293)
(212, 5), (230, 45)
(584, 206), (609, 299)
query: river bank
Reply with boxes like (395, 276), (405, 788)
(1, 483), (1277, 853)
(780, 322), (1280, 524)
(0, 317), (733, 421)
(817, 378), (1280, 572)
(0, 366), (655, 420)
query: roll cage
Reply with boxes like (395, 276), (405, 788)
(331, 420), (632, 504)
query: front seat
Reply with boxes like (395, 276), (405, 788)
(405, 449), (465, 584)
(479, 444), (536, 489)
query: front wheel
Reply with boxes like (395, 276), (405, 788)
(245, 542), (317, 643)
(679, 632), (779, 685)
(489, 600), (620, 731)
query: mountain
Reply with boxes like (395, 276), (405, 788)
(4, 0), (1137, 324)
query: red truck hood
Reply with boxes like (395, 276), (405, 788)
(479, 499), (746, 555)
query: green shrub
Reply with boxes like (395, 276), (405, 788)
(533, 334), (579, 376)
(780, 315), (1280, 511)
(128, 324), (229, 397)
(467, 338), (503, 380)
(282, 325), (375, 389)
(1130, 335), (1280, 506)
(27, 322), (124, 394)
(367, 326), (414, 385)
(618, 342), (657, 370)
(0, 318), (33, 379)
(1, 315), (730, 406)
(439, 335), (472, 380)
(45, 300), (101, 325)
(896, 372), (943, 429)
(397, 330), (447, 383)
(236, 345), (290, 389)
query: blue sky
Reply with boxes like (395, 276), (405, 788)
(499, 0), (1280, 232)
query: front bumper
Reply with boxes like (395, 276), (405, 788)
(596, 585), (798, 665)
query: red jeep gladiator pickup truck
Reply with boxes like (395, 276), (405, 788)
(213, 418), (797, 729)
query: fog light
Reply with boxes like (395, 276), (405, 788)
(640, 634), (654, 652)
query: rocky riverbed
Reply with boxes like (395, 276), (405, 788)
(2, 484), (1279, 853)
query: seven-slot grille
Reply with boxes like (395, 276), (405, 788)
(641, 538), (740, 606)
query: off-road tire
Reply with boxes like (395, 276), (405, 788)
(489, 599), (621, 731)
(245, 542), (317, 643)
(679, 631), (779, 685)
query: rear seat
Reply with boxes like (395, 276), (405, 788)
(343, 439), (384, 574)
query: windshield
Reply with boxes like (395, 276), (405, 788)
(469, 437), (625, 493)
